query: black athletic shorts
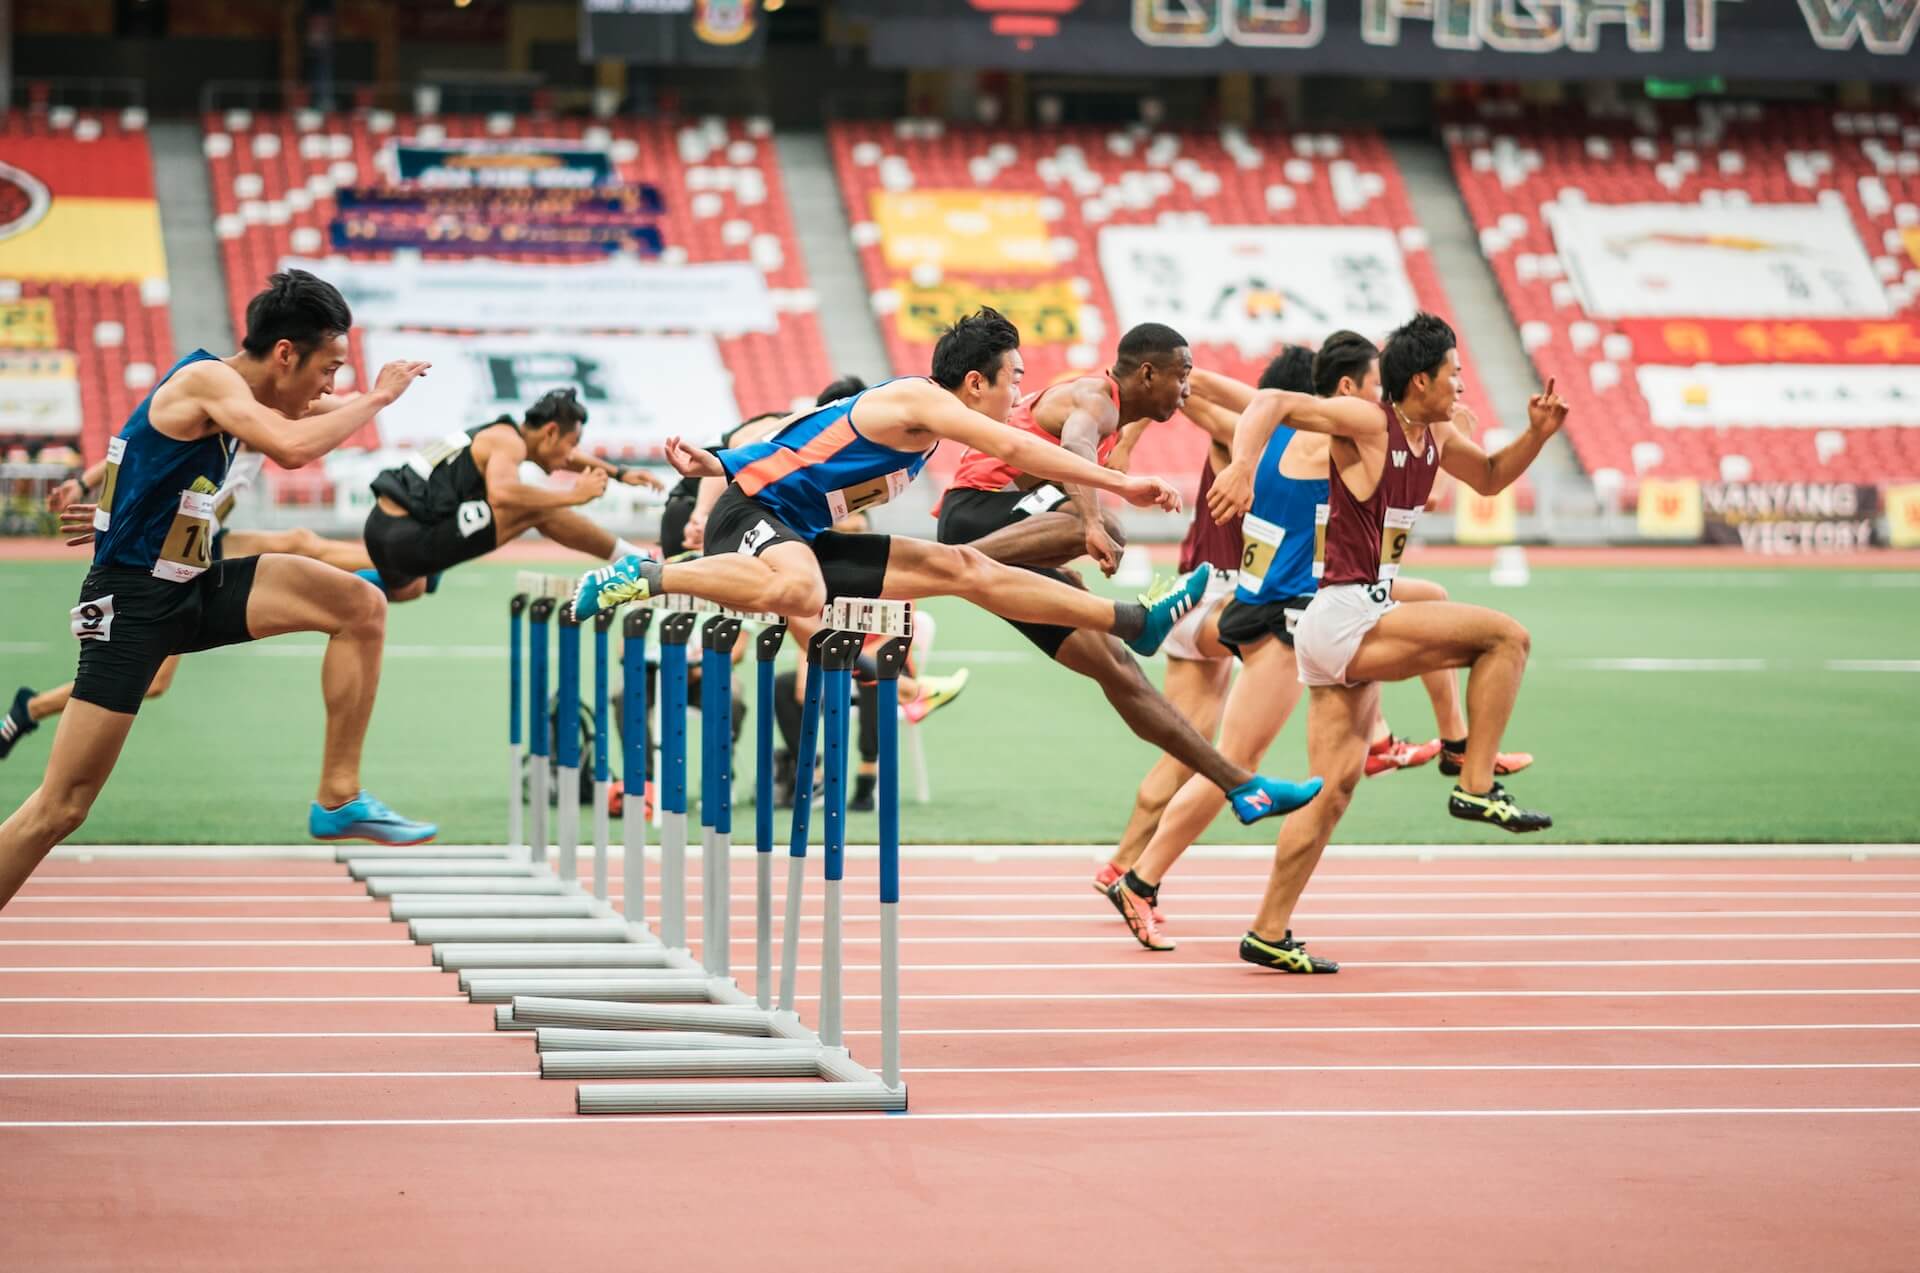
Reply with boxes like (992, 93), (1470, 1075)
(658, 489), (697, 559)
(70, 556), (262, 714)
(364, 502), (498, 591)
(703, 485), (891, 601)
(1215, 593), (1315, 659)
(935, 485), (1077, 659)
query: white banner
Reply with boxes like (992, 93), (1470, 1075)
(1546, 202), (1891, 320)
(1097, 225), (1421, 355)
(281, 256), (776, 334)
(1637, 364), (1920, 429)
(0, 350), (82, 437)
(363, 331), (740, 452)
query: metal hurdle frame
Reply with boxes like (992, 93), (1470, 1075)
(557, 597), (913, 1115)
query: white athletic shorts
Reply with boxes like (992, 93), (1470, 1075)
(1294, 581), (1398, 688)
(1162, 567), (1235, 662)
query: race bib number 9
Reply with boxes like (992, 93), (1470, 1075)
(153, 490), (215, 583)
(70, 595), (115, 642)
(1237, 513), (1285, 592)
(1311, 503), (1329, 580)
(1379, 507), (1418, 579)
(825, 469), (912, 522)
(93, 437), (126, 534)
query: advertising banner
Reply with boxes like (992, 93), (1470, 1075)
(337, 186), (663, 216)
(282, 256), (777, 335)
(1619, 318), (1920, 366)
(579, 0), (771, 66)
(1886, 483), (1920, 549)
(1701, 481), (1879, 553)
(1636, 365), (1920, 429)
(838, 1), (1920, 81)
(329, 216), (663, 256)
(362, 331), (740, 453)
(1455, 484), (1517, 545)
(895, 280), (1084, 344)
(1546, 202), (1890, 320)
(389, 140), (615, 190)
(1098, 225), (1421, 355)
(1635, 477), (1704, 540)
(0, 140), (165, 283)
(0, 299), (58, 350)
(0, 350), (82, 437)
(871, 191), (1055, 274)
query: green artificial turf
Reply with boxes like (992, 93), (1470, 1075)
(2, 559), (1916, 844)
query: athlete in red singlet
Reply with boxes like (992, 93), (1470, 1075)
(1206, 312), (1566, 973)
(933, 323), (1305, 819)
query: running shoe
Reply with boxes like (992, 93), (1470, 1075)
(1227, 773), (1323, 824)
(903, 669), (970, 724)
(1364, 735), (1443, 778)
(1106, 877), (1175, 951)
(1239, 930), (1338, 973)
(1091, 861), (1123, 894)
(573, 553), (654, 622)
(1438, 745), (1534, 777)
(1447, 782), (1551, 834)
(308, 791), (438, 845)
(1124, 566), (1213, 657)
(0, 687), (37, 761)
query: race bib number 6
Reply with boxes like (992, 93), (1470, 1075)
(1238, 513), (1285, 592)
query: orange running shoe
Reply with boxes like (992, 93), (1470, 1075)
(1106, 877), (1175, 951)
(1364, 735), (1442, 778)
(1092, 861), (1122, 895)
(1438, 746), (1534, 777)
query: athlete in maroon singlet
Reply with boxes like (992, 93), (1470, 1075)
(1206, 313), (1567, 973)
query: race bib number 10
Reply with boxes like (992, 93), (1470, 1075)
(152, 490), (215, 583)
(825, 469), (912, 522)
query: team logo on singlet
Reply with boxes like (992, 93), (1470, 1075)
(456, 499), (492, 539)
(0, 161), (50, 244)
(1391, 450), (1407, 468)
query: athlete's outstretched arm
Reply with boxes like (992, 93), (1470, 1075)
(907, 383), (1182, 512)
(1056, 380), (1123, 571)
(1436, 385), (1568, 496)
(483, 431), (605, 511)
(1188, 368), (1257, 415)
(563, 449), (665, 491)
(1203, 390), (1292, 524)
(190, 360), (428, 468)
(1247, 388), (1388, 441)
(1179, 394), (1241, 451)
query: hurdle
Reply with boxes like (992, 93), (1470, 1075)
(554, 596), (912, 1115)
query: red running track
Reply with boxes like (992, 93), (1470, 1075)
(2, 851), (1917, 1271)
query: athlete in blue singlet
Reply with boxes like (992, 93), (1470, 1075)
(574, 308), (1323, 826)
(0, 270), (436, 910)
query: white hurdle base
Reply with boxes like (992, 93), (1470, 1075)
(535, 1027), (802, 1053)
(434, 943), (670, 971)
(335, 845), (520, 863)
(388, 896), (599, 921)
(349, 858), (536, 881)
(461, 974), (712, 1004)
(365, 876), (567, 898)
(408, 917), (632, 944)
(578, 1076), (907, 1115)
(543, 1048), (823, 1079)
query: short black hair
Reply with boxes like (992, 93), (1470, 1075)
(931, 308), (1020, 391)
(816, 376), (867, 406)
(1379, 313), (1457, 403)
(525, 387), (588, 433)
(241, 269), (352, 359)
(1312, 331), (1380, 399)
(1258, 346), (1315, 394)
(1113, 322), (1189, 376)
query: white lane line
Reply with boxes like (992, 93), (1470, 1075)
(1828, 660), (1920, 673)
(4, 957), (1920, 975)
(1565, 658), (1770, 672)
(5, 1062), (1917, 1081)
(11, 910), (1920, 923)
(4, 987), (1918, 1004)
(5, 1107), (1919, 1129)
(9, 1023), (1920, 1041)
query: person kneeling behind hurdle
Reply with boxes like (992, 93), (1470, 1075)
(362, 387), (662, 600)
(572, 309), (1321, 825)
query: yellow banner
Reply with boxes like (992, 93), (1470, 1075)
(895, 280), (1082, 345)
(0, 299), (57, 349)
(1636, 477), (1704, 540)
(1904, 228), (1920, 272)
(0, 197), (166, 282)
(1455, 484), (1516, 545)
(871, 191), (1053, 274)
(1887, 484), (1920, 549)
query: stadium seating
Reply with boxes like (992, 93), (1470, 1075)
(1446, 100), (1920, 487)
(201, 109), (831, 486)
(829, 120), (1503, 500)
(0, 110), (172, 462)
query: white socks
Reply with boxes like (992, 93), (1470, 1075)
(611, 537), (645, 562)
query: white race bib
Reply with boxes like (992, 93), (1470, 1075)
(825, 469), (913, 523)
(1310, 503), (1329, 580)
(152, 490), (215, 583)
(1237, 513), (1285, 592)
(70, 595), (115, 642)
(1013, 484), (1069, 518)
(94, 436), (126, 534)
(1379, 507), (1419, 580)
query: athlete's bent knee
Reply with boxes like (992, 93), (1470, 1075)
(35, 786), (94, 843)
(770, 573), (827, 616)
(343, 578), (388, 635)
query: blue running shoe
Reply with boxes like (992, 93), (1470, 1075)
(0, 687), (38, 761)
(308, 791), (437, 845)
(353, 568), (388, 596)
(573, 553), (652, 622)
(1228, 773), (1323, 825)
(1124, 566), (1214, 657)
